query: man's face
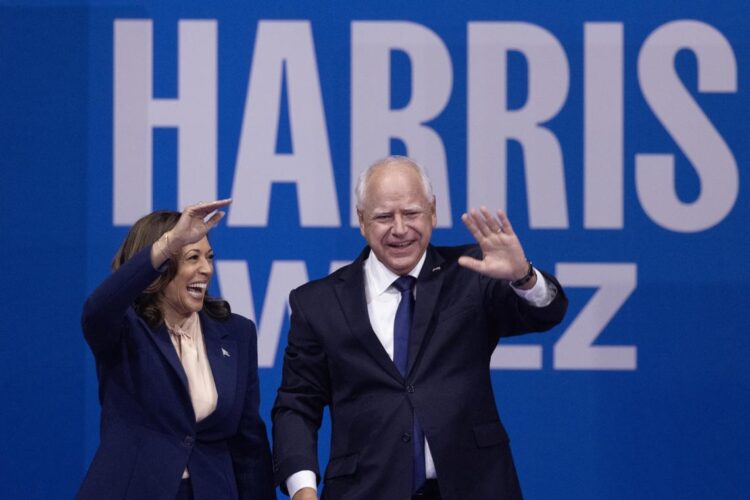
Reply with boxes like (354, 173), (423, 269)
(358, 163), (437, 275)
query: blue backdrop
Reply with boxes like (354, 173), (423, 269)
(2, 1), (749, 498)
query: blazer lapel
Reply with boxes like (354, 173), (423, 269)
(408, 246), (445, 375)
(334, 247), (404, 383)
(147, 321), (190, 392)
(199, 313), (237, 427)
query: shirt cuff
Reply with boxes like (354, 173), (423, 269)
(511, 268), (556, 307)
(286, 470), (317, 499)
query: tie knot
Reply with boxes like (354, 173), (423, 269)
(392, 275), (417, 293)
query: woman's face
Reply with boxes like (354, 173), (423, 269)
(160, 237), (213, 324)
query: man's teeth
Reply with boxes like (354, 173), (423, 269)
(391, 241), (411, 247)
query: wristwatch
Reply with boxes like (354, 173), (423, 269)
(511, 261), (534, 288)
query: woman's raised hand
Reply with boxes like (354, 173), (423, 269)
(150, 199), (232, 269)
(167, 199), (233, 250)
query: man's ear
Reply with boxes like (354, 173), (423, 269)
(357, 209), (366, 237)
(430, 196), (437, 227)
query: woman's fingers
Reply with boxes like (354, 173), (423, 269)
(203, 210), (226, 229)
(188, 198), (233, 218)
(171, 199), (232, 247)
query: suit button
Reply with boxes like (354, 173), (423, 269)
(182, 436), (195, 448)
(401, 432), (411, 443)
(406, 385), (415, 393)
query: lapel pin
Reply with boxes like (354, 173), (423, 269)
(221, 347), (230, 358)
(432, 266), (441, 272)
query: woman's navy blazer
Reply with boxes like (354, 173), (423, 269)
(78, 248), (275, 499)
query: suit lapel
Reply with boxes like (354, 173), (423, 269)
(147, 321), (189, 392)
(147, 313), (238, 428)
(408, 246), (445, 375)
(335, 248), (404, 383)
(199, 313), (237, 427)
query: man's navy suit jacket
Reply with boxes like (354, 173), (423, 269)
(272, 245), (568, 500)
(78, 248), (274, 500)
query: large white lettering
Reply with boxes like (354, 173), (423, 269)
(584, 23), (624, 229)
(351, 21), (453, 227)
(554, 263), (637, 370)
(230, 21), (340, 227)
(113, 20), (217, 224)
(111, 18), (739, 233)
(468, 22), (569, 228)
(492, 264), (637, 371)
(490, 343), (542, 370)
(636, 21), (738, 232)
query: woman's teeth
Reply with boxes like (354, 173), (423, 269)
(187, 282), (207, 298)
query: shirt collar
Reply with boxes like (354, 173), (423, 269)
(165, 311), (200, 338)
(364, 248), (427, 297)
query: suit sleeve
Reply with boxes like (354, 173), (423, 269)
(81, 247), (162, 357)
(228, 318), (276, 500)
(481, 267), (568, 342)
(271, 288), (331, 493)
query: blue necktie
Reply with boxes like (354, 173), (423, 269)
(392, 275), (426, 492)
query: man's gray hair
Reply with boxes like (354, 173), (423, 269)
(355, 156), (434, 210)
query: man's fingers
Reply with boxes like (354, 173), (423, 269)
(466, 207), (505, 237)
(496, 210), (515, 236)
(458, 255), (483, 273)
(461, 212), (484, 241)
(479, 207), (503, 235)
(471, 208), (493, 237)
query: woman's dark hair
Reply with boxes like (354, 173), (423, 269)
(112, 210), (230, 327)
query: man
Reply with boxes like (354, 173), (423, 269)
(272, 156), (567, 500)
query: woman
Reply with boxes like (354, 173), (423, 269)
(78, 199), (275, 500)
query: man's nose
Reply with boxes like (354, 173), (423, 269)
(392, 215), (407, 235)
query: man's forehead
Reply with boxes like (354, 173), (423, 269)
(368, 161), (417, 181)
(365, 172), (425, 197)
(368, 202), (429, 213)
(363, 188), (432, 212)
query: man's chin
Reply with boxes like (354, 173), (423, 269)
(383, 253), (419, 275)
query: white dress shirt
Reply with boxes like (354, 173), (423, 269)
(286, 251), (554, 498)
